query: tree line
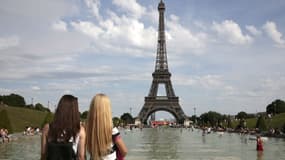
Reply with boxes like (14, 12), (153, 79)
(192, 99), (285, 132)
(0, 93), (50, 112)
(80, 110), (133, 127)
(0, 93), (134, 126)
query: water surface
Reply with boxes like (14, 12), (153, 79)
(1, 128), (284, 160)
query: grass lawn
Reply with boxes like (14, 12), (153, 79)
(232, 113), (285, 130)
(0, 105), (49, 133)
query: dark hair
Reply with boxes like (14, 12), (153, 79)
(48, 95), (80, 142)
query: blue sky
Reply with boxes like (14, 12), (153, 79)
(0, 0), (285, 119)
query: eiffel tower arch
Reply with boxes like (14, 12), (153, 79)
(136, 0), (188, 125)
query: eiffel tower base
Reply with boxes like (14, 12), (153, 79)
(137, 97), (187, 124)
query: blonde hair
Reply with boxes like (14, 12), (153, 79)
(86, 93), (113, 159)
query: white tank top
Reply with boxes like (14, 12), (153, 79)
(69, 134), (80, 153)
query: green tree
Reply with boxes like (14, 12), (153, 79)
(200, 112), (209, 126)
(190, 115), (197, 124)
(113, 117), (121, 127)
(81, 111), (88, 119)
(25, 104), (34, 109)
(120, 113), (133, 125)
(0, 110), (13, 133)
(226, 116), (233, 128)
(200, 111), (223, 127)
(255, 115), (267, 131)
(236, 111), (248, 120)
(266, 99), (285, 115)
(238, 119), (247, 128)
(35, 103), (50, 112)
(1, 93), (26, 107)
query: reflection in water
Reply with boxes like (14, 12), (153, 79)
(0, 134), (41, 160)
(240, 134), (248, 144)
(143, 128), (180, 159)
(257, 151), (263, 160)
(202, 135), (206, 144)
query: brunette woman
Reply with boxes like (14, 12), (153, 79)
(41, 95), (86, 160)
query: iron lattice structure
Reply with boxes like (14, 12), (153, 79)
(137, 0), (187, 124)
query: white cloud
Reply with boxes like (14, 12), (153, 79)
(167, 15), (208, 55)
(71, 21), (104, 39)
(174, 75), (224, 89)
(47, 82), (85, 91)
(261, 76), (285, 92)
(199, 75), (224, 89)
(84, 0), (101, 20)
(223, 86), (238, 96)
(170, 14), (179, 22)
(103, 11), (156, 49)
(71, 0), (209, 58)
(263, 21), (285, 46)
(52, 20), (67, 32)
(246, 25), (262, 36)
(112, 0), (146, 18)
(0, 0), (77, 24)
(173, 75), (197, 86)
(0, 88), (14, 94)
(71, 9), (157, 56)
(31, 86), (41, 91)
(144, 6), (158, 25)
(0, 36), (19, 50)
(212, 20), (253, 45)
(194, 21), (207, 30)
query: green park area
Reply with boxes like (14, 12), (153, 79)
(1, 103), (285, 134)
(244, 113), (285, 129)
(0, 93), (285, 134)
(0, 105), (52, 133)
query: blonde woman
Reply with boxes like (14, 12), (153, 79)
(86, 93), (127, 160)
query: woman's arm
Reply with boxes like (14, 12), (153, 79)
(114, 136), (128, 157)
(77, 125), (86, 160)
(41, 124), (49, 160)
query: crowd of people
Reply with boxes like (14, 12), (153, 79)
(0, 128), (10, 143)
(41, 93), (128, 160)
(23, 126), (40, 136)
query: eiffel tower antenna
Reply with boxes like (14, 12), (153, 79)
(136, 0), (188, 125)
(156, 0), (168, 71)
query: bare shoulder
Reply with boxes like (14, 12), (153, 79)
(79, 124), (86, 136)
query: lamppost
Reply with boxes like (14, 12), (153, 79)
(129, 107), (132, 116)
(193, 107), (196, 124)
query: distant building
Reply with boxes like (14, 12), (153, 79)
(151, 120), (174, 127)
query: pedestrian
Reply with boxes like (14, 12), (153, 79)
(86, 93), (127, 160)
(0, 128), (10, 143)
(41, 95), (86, 160)
(256, 135), (263, 151)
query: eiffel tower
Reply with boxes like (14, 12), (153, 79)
(136, 0), (188, 124)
